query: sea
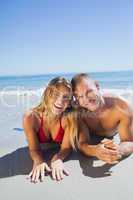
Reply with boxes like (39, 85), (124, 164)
(0, 70), (133, 98)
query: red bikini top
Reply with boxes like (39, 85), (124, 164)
(38, 114), (64, 144)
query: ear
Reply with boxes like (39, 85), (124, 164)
(95, 81), (100, 90)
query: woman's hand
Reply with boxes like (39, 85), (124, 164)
(28, 161), (51, 183)
(51, 159), (69, 181)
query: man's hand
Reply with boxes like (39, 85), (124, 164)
(27, 161), (51, 183)
(51, 159), (69, 181)
(95, 140), (122, 164)
(101, 139), (119, 150)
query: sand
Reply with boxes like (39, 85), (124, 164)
(0, 93), (133, 200)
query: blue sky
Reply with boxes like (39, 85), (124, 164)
(0, 0), (132, 75)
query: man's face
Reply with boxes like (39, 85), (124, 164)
(74, 79), (102, 112)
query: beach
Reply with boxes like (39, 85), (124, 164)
(0, 0), (133, 198)
(0, 72), (133, 200)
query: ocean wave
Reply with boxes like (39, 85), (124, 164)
(0, 87), (133, 102)
(102, 88), (133, 96)
(0, 88), (44, 97)
(0, 87), (133, 110)
(102, 88), (133, 105)
(0, 87), (133, 96)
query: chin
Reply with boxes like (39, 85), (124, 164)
(88, 108), (97, 112)
(87, 104), (99, 112)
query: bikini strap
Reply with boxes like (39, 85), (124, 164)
(59, 117), (64, 130)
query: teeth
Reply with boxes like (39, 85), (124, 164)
(54, 104), (62, 109)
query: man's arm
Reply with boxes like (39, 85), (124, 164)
(78, 119), (120, 164)
(118, 113), (133, 157)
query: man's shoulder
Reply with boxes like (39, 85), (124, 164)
(103, 93), (129, 108)
(103, 94), (132, 117)
(113, 96), (130, 109)
(113, 96), (133, 118)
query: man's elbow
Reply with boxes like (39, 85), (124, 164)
(120, 141), (133, 156)
(78, 142), (87, 153)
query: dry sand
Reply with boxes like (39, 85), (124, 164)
(0, 94), (133, 200)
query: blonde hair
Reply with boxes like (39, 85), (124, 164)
(33, 77), (72, 113)
(64, 108), (79, 150)
(33, 76), (79, 150)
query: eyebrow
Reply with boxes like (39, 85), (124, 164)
(86, 89), (93, 93)
(75, 89), (93, 95)
(57, 92), (71, 97)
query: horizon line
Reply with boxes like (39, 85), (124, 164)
(0, 69), (133, 77)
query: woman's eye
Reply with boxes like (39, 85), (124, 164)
(63, 96), (71, 101)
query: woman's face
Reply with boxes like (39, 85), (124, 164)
(47, 85), (72, 115)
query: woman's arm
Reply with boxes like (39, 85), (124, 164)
(23, 111), (44, 163)
(51, 116), (72, 162)
(23, 111), (51, 183)
(50, 116), (73, 180)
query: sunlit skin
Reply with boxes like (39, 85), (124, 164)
(74, 79), (103, 112)
(48, 86), (71, 116)
(23, 85), (73, 183)
(74, 78), (133, 164)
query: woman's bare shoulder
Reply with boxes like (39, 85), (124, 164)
(23, 110), (40, 126)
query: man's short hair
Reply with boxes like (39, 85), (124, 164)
(71, 73), (92, 91)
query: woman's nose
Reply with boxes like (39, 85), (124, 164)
(56, 96), (64, 105)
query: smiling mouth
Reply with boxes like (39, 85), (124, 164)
(54, 104), (63, 110)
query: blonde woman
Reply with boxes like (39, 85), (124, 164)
(23, 77), (78, 183)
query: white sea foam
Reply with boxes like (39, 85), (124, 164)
(0, 87), (132, 97)
(0, 87), (133, 108)
(0, 88), (44, 97)
(102, 88), (133, 106)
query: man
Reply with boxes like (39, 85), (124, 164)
(71, 73), (133, 164)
